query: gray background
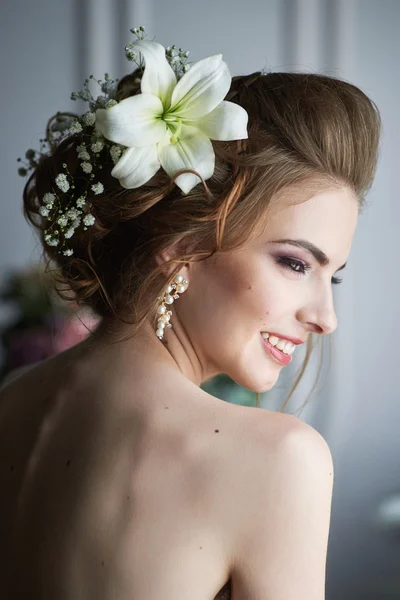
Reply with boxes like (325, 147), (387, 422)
(1, 0), (399, 597)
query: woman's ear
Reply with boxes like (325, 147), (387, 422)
(154, 237), (191, 279)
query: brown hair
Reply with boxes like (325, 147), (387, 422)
(23, 70), (381, 411)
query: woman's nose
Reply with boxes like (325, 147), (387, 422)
(297, 286), (338, 335)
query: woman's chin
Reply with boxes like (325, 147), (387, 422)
(232, 370), (281, 395)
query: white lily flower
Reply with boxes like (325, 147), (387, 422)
(95, 40), (248, 194)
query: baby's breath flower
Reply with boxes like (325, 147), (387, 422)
(66, 207), (79, 220)
(83, 112), (96, 126)
(81, 161), (93, 174)
(91, 182), (104, 195)
(125, 49), (136, 61)
(55, 173), (70, 193)
(39, 206), (50, 217)
(69, 120), (83, 134)
(105, 99), (118, 109)
(64, 227), (75, 239)
(76, 196), (86, 208)
(166, 45), (177, 57)
(43, 192), (56, 204)
(72, 217), (81, 228)
(83, 214), (95, 226)
(63, 249), (74, 256)
(44, 233), (60, 247)
(91, 140), (104, 153)
(78, 149), (90, 161)
(57, 215), (68, 227)
(110, 145), (122, 164)
(77, 143), (87, 153)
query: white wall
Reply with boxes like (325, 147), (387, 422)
(1, 0), (399, 597)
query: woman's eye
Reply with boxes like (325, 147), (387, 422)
(276, 257), (343, 285)
(277, 257), (311, 275)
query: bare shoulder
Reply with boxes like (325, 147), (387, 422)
(247, 407), (333, 474)
(226, 409), (334, 600)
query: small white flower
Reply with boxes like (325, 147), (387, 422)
(77, 143), (87, 153)
(57, 215), (68, 227)
(66, 208), (79, 220)
(126, 50), (136, 61)
(72, 217), (81, 228)
(43, 192), (56, 205)
(83, 112), (96, 126)
(81, 161), (93, 174)
(105, 99), (118, 109)
(76, 196), (86, 208)
(39, 206), (50, 217)
(63, 248), (74, 256)
(64, 227), (75, 239)
(91, 182), (104, 195)
(45, 234), (59, 247)
(110, 145), (122, 164)
(83, 214), (95, 226)
(78, 149), (90, 161)
(91, 140), (104, 153)
(55, 173), (70, 193)
(69, 120), (83, 134)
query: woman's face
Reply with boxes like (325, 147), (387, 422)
(175, 183), (359, 392)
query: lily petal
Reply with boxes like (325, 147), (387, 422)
(111, 145), (160, 188)
(131, 40), (177, 108)
(158, 125), (215, 194)
(170, 54), (231, 119)
(193, 101), (248, 140)
(96, 94), (166, 147)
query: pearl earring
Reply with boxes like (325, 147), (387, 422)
(155, 274), (189, 340)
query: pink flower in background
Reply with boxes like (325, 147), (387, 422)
(52, 312), (100, 353)
(6, 312), (100, 370)
(0, 264), (102, 382)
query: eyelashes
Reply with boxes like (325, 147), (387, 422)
(276, 257), (343, 285)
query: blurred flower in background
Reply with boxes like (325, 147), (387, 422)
(0, 264), (100, 383)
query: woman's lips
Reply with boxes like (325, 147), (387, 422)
(261, 334), (293, 366)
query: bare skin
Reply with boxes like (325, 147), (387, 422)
(0, 324), (296, 600)
(0, 184), (356, 598)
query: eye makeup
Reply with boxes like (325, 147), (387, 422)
(275, 256), (344, 285)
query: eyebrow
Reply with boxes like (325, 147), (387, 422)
(269, 238), (347, 271)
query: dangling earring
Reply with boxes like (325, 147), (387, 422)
(155, 274), (189, 340)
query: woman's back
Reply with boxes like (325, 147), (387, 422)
(0, 334), (300, 600)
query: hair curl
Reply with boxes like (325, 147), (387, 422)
(23, 69), (381, 411)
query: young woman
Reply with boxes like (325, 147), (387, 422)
(0, 30), (380, 600)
